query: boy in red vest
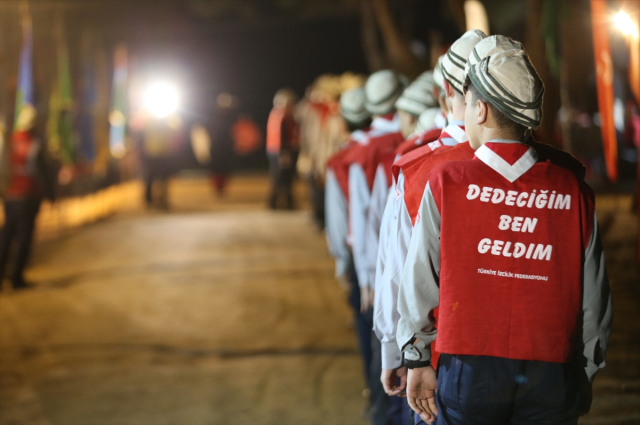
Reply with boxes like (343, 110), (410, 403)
(364, 71), (441, 315)
(375, 30), (487, 403)
(398, 49), (612, 424)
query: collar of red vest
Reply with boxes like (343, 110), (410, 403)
(439, 123), (467, 146)
(350, 129), (370, 144)
(369, 113), (400, 137)
(474, 140), (538, 183)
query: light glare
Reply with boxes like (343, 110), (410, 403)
(144, 82), (179, 118)
(614, 11), (639, 38)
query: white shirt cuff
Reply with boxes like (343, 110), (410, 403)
(335, 258), (348, 278)
(382, 341), (404, 370)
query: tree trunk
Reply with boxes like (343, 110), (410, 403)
(370, 0), (421, 78)
(360, 0), (386, 72)
(447, 0), (467, 33)
(525, 0), (562, 147)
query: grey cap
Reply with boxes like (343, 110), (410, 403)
(467, 49), (544, 129)
(364, 70), (405, 115)
(442, 29), (487, 94)
(395, 75), (438, 117)
(340, 86), (371, 125)
(432, 55), (446, 92)
(464, 35), (524, 81)
(414, 107), (442, 134)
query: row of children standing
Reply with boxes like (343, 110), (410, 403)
(321, 30), (612, 425)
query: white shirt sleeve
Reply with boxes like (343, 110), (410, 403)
(349, 163), (372, 289)
(374, 172), (414, 369)
(397, 182), (441, 361)
(581, 213), (613, 382)
(364, 165), (390, 289)
(324, 170), (351, 278)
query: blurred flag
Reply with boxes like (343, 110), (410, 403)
(109, 44), (128, 158)
(78, 29), (97, 162)
(14, 6), (33, 130)
(623, 1), (640, 107)
(93, 44), (111, 175)
(590, 0), (618, 182)
(540, 0), (568, 80)
(47, 15), (75, 166)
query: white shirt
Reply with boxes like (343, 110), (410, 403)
(325, 169), (350, 278)
(348, 115), (401, 289)
(373, 171), (414, 369)
(372, 122), (467, 369)
(364, 165), (391, 289)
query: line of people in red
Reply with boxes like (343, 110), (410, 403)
(312, 31), (611, 425)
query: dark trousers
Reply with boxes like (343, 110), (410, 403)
(308, 176), (325, 230)
(268, 152), (297, 209)
(348, 261), (393, 425)
(0, 199), (41, 286)
(435, 354), (581, 425)
(143, 157), (170, 209)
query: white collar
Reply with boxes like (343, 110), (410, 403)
(441, 123), (468, 144)
(368, 114), (401, 137)
(474, 141), (538, 183)
(351, 129), (369, 144)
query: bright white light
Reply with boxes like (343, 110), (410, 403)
(144, 82), (179, 118)
(614, 11), (639, 38)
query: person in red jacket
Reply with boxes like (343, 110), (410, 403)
(398, 49), (612, 424)
(266, 88), (299, 209)
(0, 106), (55, 290)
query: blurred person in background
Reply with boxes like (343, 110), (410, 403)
(297, 74), (353, 230)
(140, 112), (183, 210)
(208, 93), (240, 197)
(232, 114), (262, 156)
(0, 105), (55, 290)
(266, 88), (299, 210)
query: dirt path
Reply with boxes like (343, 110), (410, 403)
(0, 176), (368, 425)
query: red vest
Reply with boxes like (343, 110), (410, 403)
(7, 130), (41, 199)
(378, 150), (396, 188)
(327, 141), (357, 201)
(429, 142), (595, 363)
(401, 142), (475, 368)
(394, 128), (442, 157)
(342, 130), (404, 190)
(266, 108), (298, 154)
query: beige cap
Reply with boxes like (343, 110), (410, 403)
(432, 55), (446, 92)
(414, 107), (442, 134)
(364, 70), (405, 115)
(395, 76), (438, 117)
(467, 49), (544, 129)
(464, 35), (524, 81)
(340, 86), (371, 125)
(442, 29), (487, 94)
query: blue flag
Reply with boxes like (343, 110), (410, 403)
(78, 30), (97, 161)
(109, 44), (128, 158)
(14, 11), (33, 129)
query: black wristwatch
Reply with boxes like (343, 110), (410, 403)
(405, 359), (431, 369)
